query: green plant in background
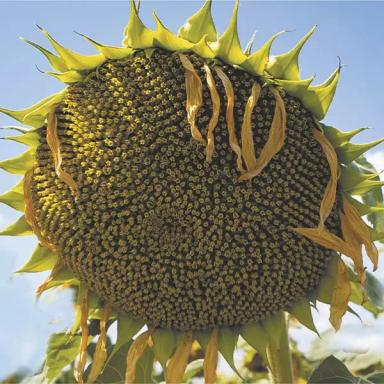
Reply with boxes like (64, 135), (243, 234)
(1, 0), (384, 382)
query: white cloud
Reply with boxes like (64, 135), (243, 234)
(366, 151), (384, 173)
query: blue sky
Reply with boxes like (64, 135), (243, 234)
(1, 0), (384, 378)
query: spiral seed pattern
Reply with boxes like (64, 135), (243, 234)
(31, 50), (341, 330)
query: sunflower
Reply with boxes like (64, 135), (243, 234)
(1, 1), (383, 383)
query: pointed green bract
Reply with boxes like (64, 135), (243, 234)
(275, 76), (314, 99)
(289, 299), (318, 335)
(209, 0), (246, 65)
(191, 35), (215, 59)
(0, 179), (24, 212)
(322, 124), (368, 148)
(123, 0), (154, 48)
(41, 268), (79, 293)
(152, 328), (177, 370)
(178, 0), (217, 43)
(20, 37), (68, 72)
(153, 13), (193, 51)
(218, 327), (242, 379)
(0, 149), (35, 175)
(337, 138), (384, 165)
(348, 196), (384, 216)
(242, 31), (285, 76)
(316, 256), (338, 304)
(78, 33), (134, 60)
(16, 245), (58, 273)
(38, 26), (105, 71)
(340, 163), (378, 191)
(244, 31), (256, 56)
(266, 26), (316, 80)
(302, 64), (341, 120)
(241, 322), (268, 363)
(2, 129), (40, 148)
(47, 70), (84, 84)
(194, 329), (211, 350)
(0, 215), (32, 236)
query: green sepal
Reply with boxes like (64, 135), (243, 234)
(369, 227), (384, 242)
(0, 148), (35, 175)
(123, 0), (154, 49)
(316, 255), (339, 304)
(16, 245), (58, 273)
(337, 138), (384, 165)
(322, 124), (368, 148)
(347, 196), (384, 217)
(218, 326), (243, 379)
(38, 25), (105, 71)
(209, 0), (247, 65)
(194, 329), (211, 351)
(264, 312), (284, 349)
(178, 0), (217, 43)
(0, 215), (32, 236)
(152, 328), (178, 370)
(244, 31), (256, 56)
(275, 76), (314, 99)
(20, 37), (68, 72)
(152, 13), (193, 51)
(347, 179), (384, 196)
(106, 314), (145, 364)
(0, 178), (24, 212)
(40, 268), (79, 293)
(1, 129), (40, 148)
(0, 126), (29, 133)
(289, 299), (318, 335)
(192, 35), (215, 59)
(0, 89), (67, 128)
(78, 33), (134, 60)
(339, 164), (379, 193)
(242, 31), (285, 76)
(241, 322), (268, 364)
(266, 26), (316, 80)
(47, 70), (84, 84)
(302, 64), (341, 120)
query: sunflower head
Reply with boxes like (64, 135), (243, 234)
(1, 0), (383, 382)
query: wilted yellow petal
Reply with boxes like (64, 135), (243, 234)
(342, 196), (378, 271)
(203, 64), (221, 162)
(330, 259), (351, 331)
(340, 210), (365, 283)
(203, 328), (219, 384)
(125, 330), (151, 384)
(88, 303), (111, 383)
(312, 128), (338, 230)
(166, 331), (193, 384)
(74, 289), (89, 384)
(239, 87), (286, 180)
(46, 107), (78, 195)
(178, 53), (204, 143)
(24, 168), (57, 252)
(214, 66), (245, 173)
(240, 83), (261, 171)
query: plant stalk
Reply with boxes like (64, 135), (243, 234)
(266, 312), (294, 384)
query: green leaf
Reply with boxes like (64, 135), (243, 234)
(152, 328), (177, 370)
(210, 0), (247, 65)
(308, 355), (367, 383)
(0, 215), (32, 236)
(218, 327), (242, 379)
(43, 332), (82, 382)
(182, 359), (204, 382)
(106, 314), (144, 364)
(178, 0), (217, 43)
(0, 149), (35, 175)
(266, 26), (316, 80)
(241, 322), (268, 363)
(365, 371), (384, 384)
(365, 271), (384, 310)
(16, 244), (58, 273)
(289, 299), (318, 335)
(0, 178), (25, 212)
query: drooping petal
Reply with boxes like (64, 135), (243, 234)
(178, 53), (204, 143)
(203, 328), (219, 384)
(203, 64), (221, 162)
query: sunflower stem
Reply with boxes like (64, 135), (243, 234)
(266, 312), (294, 384)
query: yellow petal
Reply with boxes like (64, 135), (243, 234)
(24, 168), (57, 252)
(312, 128), (338, 230)
(88, 304), (111, 383)
(166, 331), (193, 384)
(239, 87), (286, 180)
(74, 289), (89, 384)
(214, 66), (245, 173)
(46, 107), (78, 195)
(340, 210), (365, 283)
(330, 259), (351, 331)
(203, 64), (221, 162)
(240, 82), (261, 171)
(342, 196), (379, 271)
(203, 328), (219, 384)
(125, 330), (151, 384)
(178, 53), (204, 143)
